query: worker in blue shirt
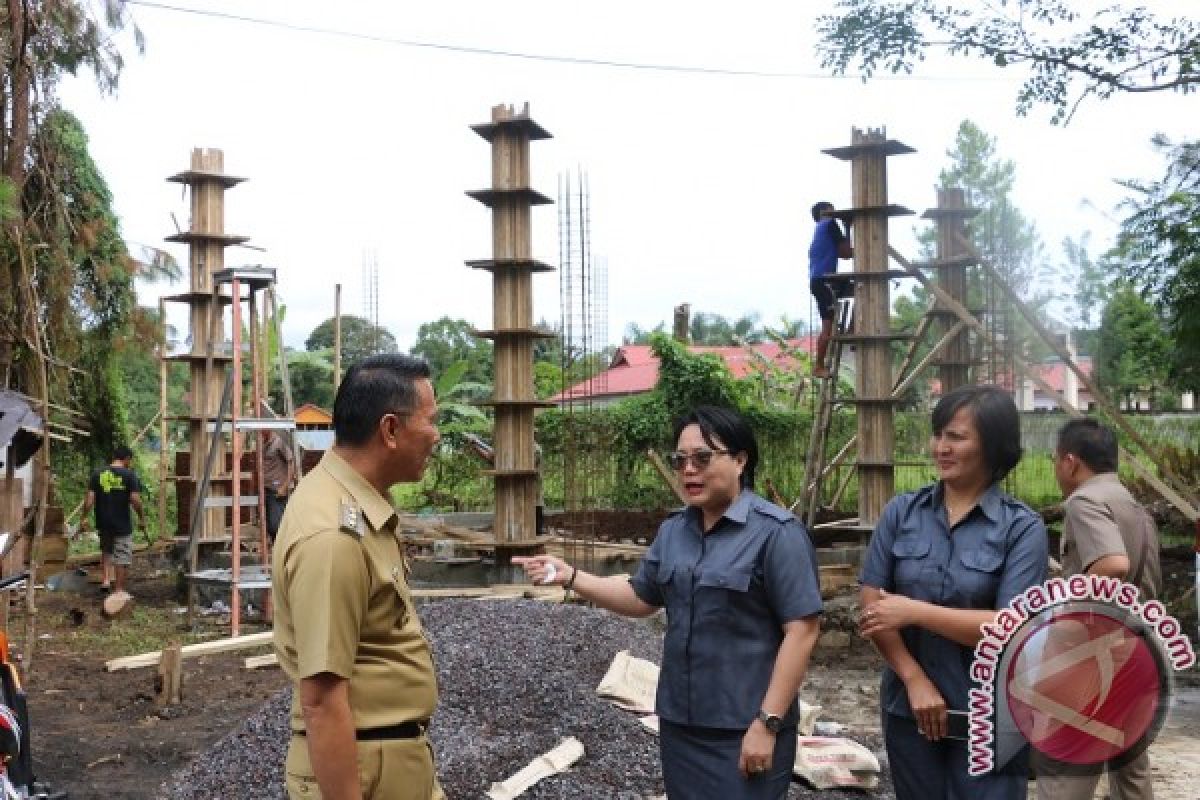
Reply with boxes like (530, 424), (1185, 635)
(859, 385), (1048, 800)
(807, 200), (853, 378)
(515, 405), (822, 799)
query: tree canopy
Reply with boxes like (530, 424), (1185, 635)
(625, 312), (764, 346)
(1110, 135), (1200, 390)
(3, 2), (143, 467)
(305, 314), (397, 366)
(1093, 285), (1171, 409)
(409, 316), (492, 385)
(817, 0), (1200, 124)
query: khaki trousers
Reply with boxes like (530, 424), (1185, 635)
(1034, 749), (1154, 800)
(286, 733), (446, 800)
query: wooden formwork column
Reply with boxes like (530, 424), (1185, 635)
(467, 104), (555, 554)
(823, 129), (915, 528)
(922, 188), (979, 392)
(165, 150), (249, 540)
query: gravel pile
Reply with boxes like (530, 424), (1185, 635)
(163, 598), (892, 799)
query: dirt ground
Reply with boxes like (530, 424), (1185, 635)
(17, 557), (287, 800)
(10, 547), (1200, 800)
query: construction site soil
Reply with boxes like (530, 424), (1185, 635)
(11, 546), (1200, 800)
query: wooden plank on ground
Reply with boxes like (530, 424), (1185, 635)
(105, 630), (273, 671)
(410, 585), (566, 601)
(244, 652), (279, 670)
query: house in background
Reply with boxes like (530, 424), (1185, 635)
(294, 403), (334, 454)
(552, 337), (818, 407)
(1013, 357), (1095, 411)
(294, 403), (332, 430)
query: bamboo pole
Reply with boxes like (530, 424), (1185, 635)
(14, 238), (49, 673)
(269, 289), (302, 471)
(158, 296), (169, 544)
(333, 283), (342, 392)
(230, 275), (244, 637)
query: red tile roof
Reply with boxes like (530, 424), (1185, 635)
(1035, 357), (1093, 392)
(930, 356), (1093, 395)
(552, 337), (818, 403)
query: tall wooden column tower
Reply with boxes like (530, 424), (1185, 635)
(467, 104), (555, 555)
(922, 188), (979, 393)
(823, 129), (914, 527)
(164, 149), (248, 540)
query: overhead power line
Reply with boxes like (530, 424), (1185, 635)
(126, 1), (999, 82)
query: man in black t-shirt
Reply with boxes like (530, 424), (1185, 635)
(81, 445), (144, 594)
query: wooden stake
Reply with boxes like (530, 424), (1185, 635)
(156, 642), (184, 706)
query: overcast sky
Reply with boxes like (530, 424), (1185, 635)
(58, 0), (1195, 354)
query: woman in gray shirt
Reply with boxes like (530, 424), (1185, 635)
(859, 385), (1048, 800)
(516, 405), (822, 799)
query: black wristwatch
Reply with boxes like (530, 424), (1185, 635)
(757, 710), (784, 734)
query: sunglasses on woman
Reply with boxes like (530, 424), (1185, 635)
(668, 448), (731, 471)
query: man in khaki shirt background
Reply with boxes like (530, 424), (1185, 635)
(273, 353), (443, 800)
(1035, 417), (1162, 800)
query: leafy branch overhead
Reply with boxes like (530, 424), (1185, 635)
(1111, 135), (1200, 389)
(817, 0), (1200, 123)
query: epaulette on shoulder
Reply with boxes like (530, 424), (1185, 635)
(757, 503), (795, 524)
(338, 498), (365, 538)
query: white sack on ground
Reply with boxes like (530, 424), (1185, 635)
(485, 736), (585, 800)
(595, 649), (659, 713)
(793, 736), (881, 791)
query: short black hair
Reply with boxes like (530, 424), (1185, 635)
(672, 405), (758, 489)
(334, 353), (432, 447)
(931, 385), (1023, 483)
(112, 445), (133, 462)
(1056, 417), (1118, 473)
(811, 201), (834, 223)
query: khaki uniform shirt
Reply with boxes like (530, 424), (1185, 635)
(1061, 472), (1162, 600)
(272, 450), (437, 733)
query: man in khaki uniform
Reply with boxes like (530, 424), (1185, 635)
(1035, 417), (1162, 800)
(273, 353), (444, 800)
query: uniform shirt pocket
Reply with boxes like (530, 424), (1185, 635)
(694, 565), (753, 620)
(955, 542), (1004, 607)
(891, 535), (932, 593)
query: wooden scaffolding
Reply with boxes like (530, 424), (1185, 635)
(799, 128), (1200, 546)
(160, 150), (295, 635)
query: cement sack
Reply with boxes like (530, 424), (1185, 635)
(794, 736), (881, 791)
(486, 737), (584, 800)
(595, 650), (659, 713)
